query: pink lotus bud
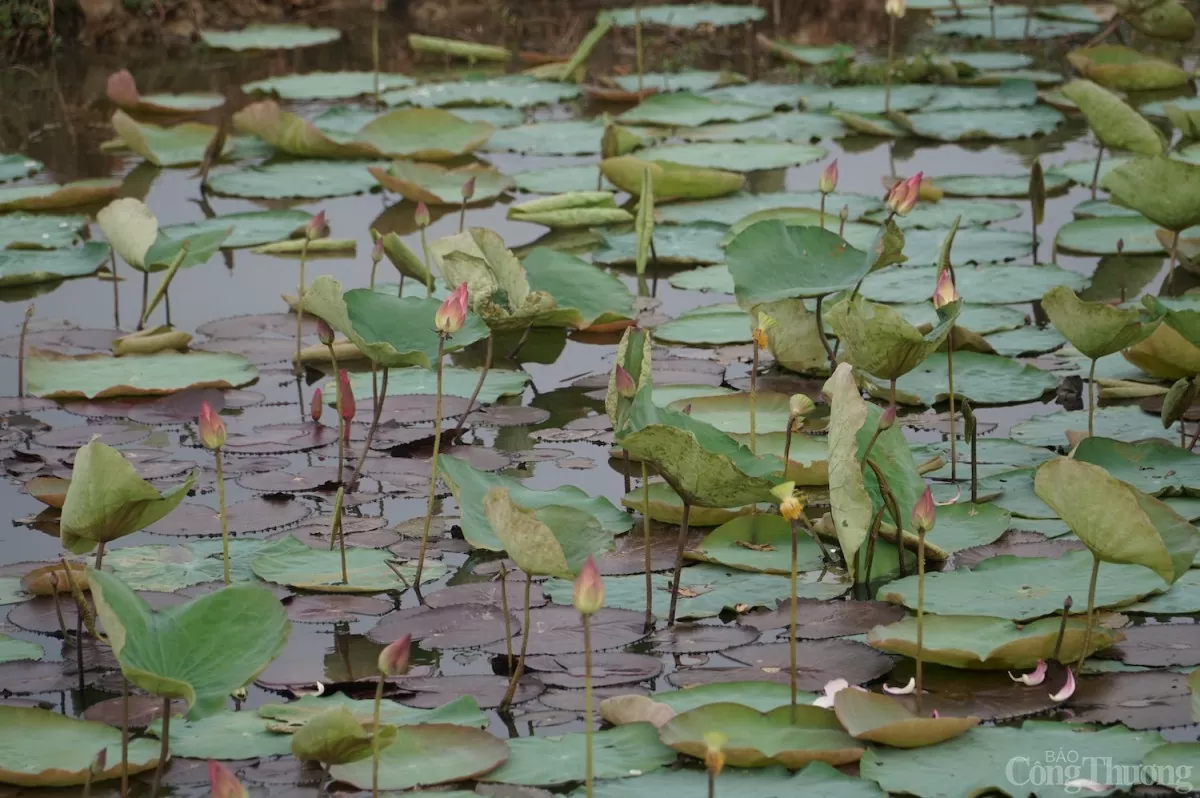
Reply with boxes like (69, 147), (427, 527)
(434, 282), (469, 335)
(371, 236), (385, 264)
(316, 317), (335, 347)
(310, 389), (323, 424)
(106, 69), (140, 109)
(377, 633), (411, 676)
(879, 404), (897, 431)
(573, 556), (605, 615)
(614, 364), (636, 399)
(819, 159), (839, 195)
(306, 210), (328, 241)
(887, 172), (923, 217)
(198, 401), (226, 451)
(911, 484), (936, 534)
(461, 176), (476, 202)
(208, 760), (249, 798)
(338, 370), (356, 423)
(933, 266), (960, 309)
(414, 201), (431, 228)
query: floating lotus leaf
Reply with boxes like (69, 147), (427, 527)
(878, 549), (1168, 620)
(513, 165), (612, 194)
(828, 294), (959, 382)
(342, 365), (528, 404)
(509, 192), (633, 228)
(0, 178), (121, 211)
(26, 350), (257, 399)
(111, 111), (224, 167)
(668, 391), (795, 435)
(892, 105), (1063, 141)
(633, 142), (826, 172)
(934, 15), (1101, 38)
(290, 705), (396, 764)
(863, 199), (1022, 229)
(594, 223), (725, 266)
(440, 454), (631, 550)
(146, 710), (292, 759)
(0, 242), (110, 287)
(330, 724), (510, 790)
(408, 34), (510, 61)
(802, 84), (936, 114)
(678, 112), (847, 143)
(720, 209), (876, 249)
(833, 689), (979, 748)
(600, 156), (744, 201)
(1105, 156), (1200, 232)
(60, 439), (195, 555)
(573, 762), (883, 798)
(1060, 80), (1165, 154)
(259, 694), (487, 733)
(1123, 320), (1200, 379)
(0, 634), (41, 664)
(658, 191), (882, 225)
(487, 120), (615, 156)
(0, 153), (42, 183)
(1035, 455), (1198, 583)
(162, 210), (311, 249)
(251, 535), (444, 592)
(618, 92), (767, 127)
(371, 161), (511, 206)
(600, 4), (766, 27)
(726, 222), (875, 306)
(1068, 44), (1191, 90)
(866, 614), (1121, 669)
(948, 51), (1034, 70)
(200, 24), (341, 50)
(0, 707), (162, 786)
(357, 108), (495, 160)
(521, 247), (636, 329)
(480, 723), (676, 786)
(759, 38), (855, 65)
(1042, 285), (1161, 359)
(660, 703), (864, 768)
(653, 303), (752, 346)
(935, 173), (1072, 198)
(104, 539), (267, 591)
(1056, 215), (1197, 254)
(620, 480), (752, 525)
(89, 570), (290, 719)
(689, 514), (826, 574)
(244, 71), (415, 100)
(612, 70), (744, 93)
(207, 160), (384, 199)
(865, 350), (1057, 406)
(1115, 0), (1196, 40)
(861, 263), (1088, 304)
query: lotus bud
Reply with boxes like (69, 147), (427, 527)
(572, 556), (605, 615)
(306, 210), (328, 241)
(198, 401), (226, 451)
(879, 404), (897, 431)
(789, 394), (815, 419)
(779, 494), (804, 521)
(885, 0), (905, 17)
(703, 732), (727, 777)
(414, 200), (431, 228)
(614, 364), (636, 399)
(310, 388), (323, 424)
(911, 485), (936, 534)
(819, 159), (839, 195)
(839, 204), (850, 225)
(377, 633), (412, 676)
(434, 282), (469, 335)
(461, 176), (476, 202)
(371, 235), (385, 265)
(316, 317), (335, 347)
(91, 748), (107, 773)
(1063, 595), (1073, 611)
(933, 265), (960, 309)
(209, 760), (249, 798)
(338, 370), (356, 422)
(887, 172), (922, 217)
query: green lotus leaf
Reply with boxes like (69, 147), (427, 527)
(27, 349), (257, 400)
(865, 614), (1121, 669)
(371, 161), (512, 206)
(1123, 319), (1200, 379)
(658, 191), (881, 225)
(233, 100), (374, 158)
(1042, 284), (1161, 359)
(679, 111), (847, 143)
(0, 178), (121, 211)
(861, 350), (1057, 406)
(1145, 295), (1200, 350)
(1056, 215), (1199, 255)
(1034, 455), (1198, 584)
(60, 439), (195, 555)
(508, 191), (633, 228)
(1068, 44), (1191, 90)
(481, 723), (676, 786)
(161, 210), (311, 250)
(607, 326), (653, 431)
(330, 723), (510, 790)
(364, 107), (497, 160)
(594, 223), (725, 267)
(833, 688), (979, 748)
(484, 486), (614, 578)
(0, 152), (42, 183)
(618, 92), (768, 127)
(251, 535), (444, 592)
(487, 120), (615, 156)
(612, 70), (743, 94)
(891, 105), (1063, 141)
(244, 70), (414, 100)
(111, 110), (225, 167)
(935, 172), (1072, 198)
(1105, 156), (1200, 232)
(200, 24), (340, 49)
(0, 706), (162, 786)
(689, 513), (827, 574)
(827, 294), (959, 381)
(89, 570), (290, 719)
(760, 38), (855, 65)
(861, 263), (1088, 305)
(0, 242), (110, 287)
(1117, 0), (1196, 38)
(440, 454), (632, 550)
(653, 303), (752, 347)
(621, 481), (754, 525)
(633, 141), (826, 172)
(428, 228), (557, 330)
(300, 274), (488, 366)
(260, 694), (487, 733)
(668, 391), (796, 435)
(725, 222), (874, 307)
(521, 247), (636, 330)
(720, 209), (877, 249)
(0, 634), (42, 664)
(659, 703), (864, 768)
(600, 156), (744, 201)
(803, 84), (936, 114)
(601, 4), (765, 27)
(1072, 436), (1200, 496)
(1059, 80), (1165, 154)
(0, 211), (85, 250)
(755, 297), (830, 374)
(290, 706), (396, 765)
(513, 164), (612, 194)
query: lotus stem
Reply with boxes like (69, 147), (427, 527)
(815, 295), (836, 372)
(508, 324), (532, 359)
(950, 0), (962, 15)
(1089, 144), (1104, 201)
(970, 421), (978, 502)
(120, 676), (129, 798)
(352, 367), (390, 489)
(667, 503), (691, 626)
(296, 238), (310, 376)
(458, 198), (467, 234)
(1023, 0), (1033, 37)
(110, 252), (119, 329)
(642, 462), (654, 631)
(398, 273), (405, 298)
(1087, 357), (1097, 438)
(947, 331), (957, 482)
(328, 343), (344, 484)
(500, 577), (533, 710)
(1168, 230), (1180, 289)
(140, 244), (188, 330)
(889, 377), (897, 410)
(750, 343), (758, 455)
(801, 512), (835, 564)
(709, 770), (716, 798)
(415, 337), (447, 588)
(789, 518), (799, 722)
(819, 193), (827, 230)
(213, 450), (229, 584)
(372, 671), (385, 798)
(783, 417), (795, 477)
(333, 486), (348, 584)
(862, 506), (887, 591)
(623, 450), (631, 498)
(916, 526), (926, 714)
(582, 613), (595, 798)
(419, 227), (432, 297)
(148, 698), (170, 798)
(1076, 554), (1100, 675)
(1052, 595), (1072, 661)
(49, 576), (68, 639)
(372, 7), (382, 107)
(884, 15), (895, 114)
(94, 541), (105, 571)
(499, 561), (513, 670)
(18, 303), (33, 398)
(76, 605), (85, 696)
(452, 333), (492, 440)
(866, 459), (908, 578)
(989, 3), (997, 38)
(634, 5), (644, 94)
(140, 271), (148, 331)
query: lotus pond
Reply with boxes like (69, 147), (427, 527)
(5, 2), (1200, 796)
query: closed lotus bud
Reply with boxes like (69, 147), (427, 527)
(371, 235), (385, 264)
(887, 172), (922, 216)
(316, 317), (335, 347)
(911, 485), (936, 534)
(1162, 376), (1198, 428)
(198, 401), (226, 451)
(779, 494), (804, 521)
(208, 760), (249, 798)
(378, 633), (412, 676)
(933, 265), (960, 309)
(414, 200), (431, 228)
(461, 176), (476, 202)
(879, 404), (897, 431)
(885, 0), (905, 17)
(819, 159), (839, 195)
(703, 732), (727, 777)
(310, 388), (323, 424)
(573, 556), (605, 615)
(839, 204), (850, 224)
(789, 394), (815, 419)
(338, 370), (356, 422)
(614, 364), (636, 399)
(434, 283), (469, 335)
(1063, 595), (1073, 611)
(306, 210), (327, 241)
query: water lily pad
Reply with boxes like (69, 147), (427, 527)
(1010, 405), (1170, 447)
(689, 513), (827, 573)
(726, 222), (873, 305)
(1071, 437), (1200, 498)
(0, 634), (42, 664)
(1057, 215), (1191, 254)
(0, 706), (162, 786)
(252, 535), (443, 592)
(0, 241), (109, 286)
(653, 303), (750, 346)
(878, 549), (1168, 621)
(104, 539), (267, 591)
(200, 24), (341, 50)
(161, 210), (311, 249)
(633, 141), (825, 172)
(934, 15), (1101, 38)
(1105, 156), (1200, 232)
(330, 724), (510, 790)
(760, 38), (855, 65)
(613, 70), (743, 93)
(148, 709), (292, 760)
(802, 84), (936, 114)
(26, 350), (257, 399)
(894, 105), (1064, 141)
(947, 51), (1034, 70)
(487, 120), (610, 156)
(600, 157), (743, 202)
(0, 179), (121, 211)
(600, 4), (766, 27)
(704, 83), (812, 109)
(370, 161), (512, 205)
(661, 703), (864, 767)
(1068, 44), (1191, 90)
(110, 111), (221, 167)
(479, 606), (647, 656)
(864, 351), (1058, 406)
(480, 723), (676, 785)
(513, 165), (613, 194)
(925, 81), (1040, 111)
(0, 153), (42, 183)
(935, 173), (1071, 198)
(861, 263), (1088, 304)
(207, 160), (383, 199)
(356, 108), (494, 160)
(384, 76), (579, 108)
(863, 198), (1022, 229)
(1128, 570), (1200, 614)
(658, 191), (881, 225)
(833, 689), (979, 747)
(678, 112), (847, 143)
(594, 223), (726, 266)
(341, 365), (528, 404)
(619, 92), (768, 127)
(244, 71), (416, 100)
(522, 247), (636, 329)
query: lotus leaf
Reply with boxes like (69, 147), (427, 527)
(725, 222), (874, 307)
(689, 514), (827, 574)
(864, 198), (1022, 229)
(480, 723), (675, 785)
(1115, 0), (1196, 40)
(428, 228), (556, 330)
(484, 486), (614, 579)
(594, 223), (725, 269)
(200, 24), (341, 50)
(660, 703), (864, 768)
(342, 365), (528, 404)
(331, 724), (510, 789)
(620, 481), (753, 525)
(0, 242), (110, 286)
(1105, 156), (1200, 232)
(760, 38), (855, 65)
(1068, 44), (1191, 90)
(104, 539), (267, 591)
(1056, 215), (1199, 254)
(290, 705), (396, 764)
(678, 112), (847, 142)
(618, 92), (768, 127)
(802, 84), (936, 114)
(633, 142), (826, 172)
(935, 173), (1071, 198)
(1122, 321), (1200, 379)
(251, 535), (443, 592)
(1145, 295), (1200, 350)
(655, 682), (802, 713)
(653, 303), (752, 346)
(0, 153), (42, 183)
(488, 120), (615, 156)
(0, 634), (41, 663)
(370, 161), (511, 205)
(357, 108), (495, 160)
(612, 70), (743, 93)
(861, 263), (1088, 304)
(1042, 285), (1161, 359)
(827, 294), (960, 382)
(0, 707), (161, 786)
(659, 191), (882, 225)
(89, 570), (289, 719)
(161, 209), (311, 249)
(26, 350), (257, 399)
(0, 178), (121, 211)
(207, 160), (384, 199)
(147, 710), (292, 759)
(833, 689), (979, 747)
(601, 156), (744, 201)
(600, 4), (766, 27)
(1072, 437), (1200, 497)
(866, 614), (1121, 669)
(513, 165), (613, 194)
(934, 15), (1101, 38)
(111, 111), (225, 167)
(508, 192), (633, 228)
(1059, 80), (1165, 155)
(244, 71), (415, 100)
(892, 105), (1064, 141)
(260, 694), (486, 733)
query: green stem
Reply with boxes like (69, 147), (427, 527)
(419, 227), (432, 297)
(642, 462), (653, 631)
(216, 450), (229, 584)
(884, 15), (895, 114)
(120, 676), (129, 798)
(500, 577), (533, 710)
(148, 698), (170, 798)
(1088, 357), (1097, 438)
(372, 674), (385, 798)
(458, 198), (467, 234)
(819, 193), (826, 230)
(1090, 144), (1104, 201)
(415, 337), (446, 588)
(296, 239), (309, 375)
(1075, 554), (1100, 675)
(749, 344), (758, 455)
(916, 528), (926, 714)
(352, 367), (390, 489)
(329, 343), (344, 484)
(667, 503), (691, 626)
(634, 5), (644, 93)
(947, 330), (956, 483)
(18, 304), (33, 398)
(583, 613), (594, 798)
(789, 518), (799, 723)
(1168, 229), (1180, 290)
(451, 333), (492, 440)
(372, 9), (381, 107)
(500, 561), (513, 670)
(94, 541), (105, 571)
(861, 506), (887, 590)
(1052, 596), (1071, 661)
(333, 486), (347, 584)
(815, 295), (836, 371)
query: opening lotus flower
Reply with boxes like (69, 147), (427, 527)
(198, 401), (226, 451)
(377, 633), (412, 676)
(209, 760), (249, 798)
(614, 364), (636, 399)
(933, 265), (960, 309)
(306, 210), (328, 241)
(434, 282), (469, 335)
(573, 555), (605, 615)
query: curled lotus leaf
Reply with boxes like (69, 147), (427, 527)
(1059, 80), (1165, 155)
(429, 227), (557, 330)
(483, 486), (615, 579)
(826, 294), (960, 381)
(290, 705), (397, 765)
(833, 688), (980, 748)
(600, 156), (744, 202)
(1067, 45), (1191, 90)
(1105, 156), (1200, 232)
(1122, 321), (1200, 380)
(1041, 285), (1161, 359)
